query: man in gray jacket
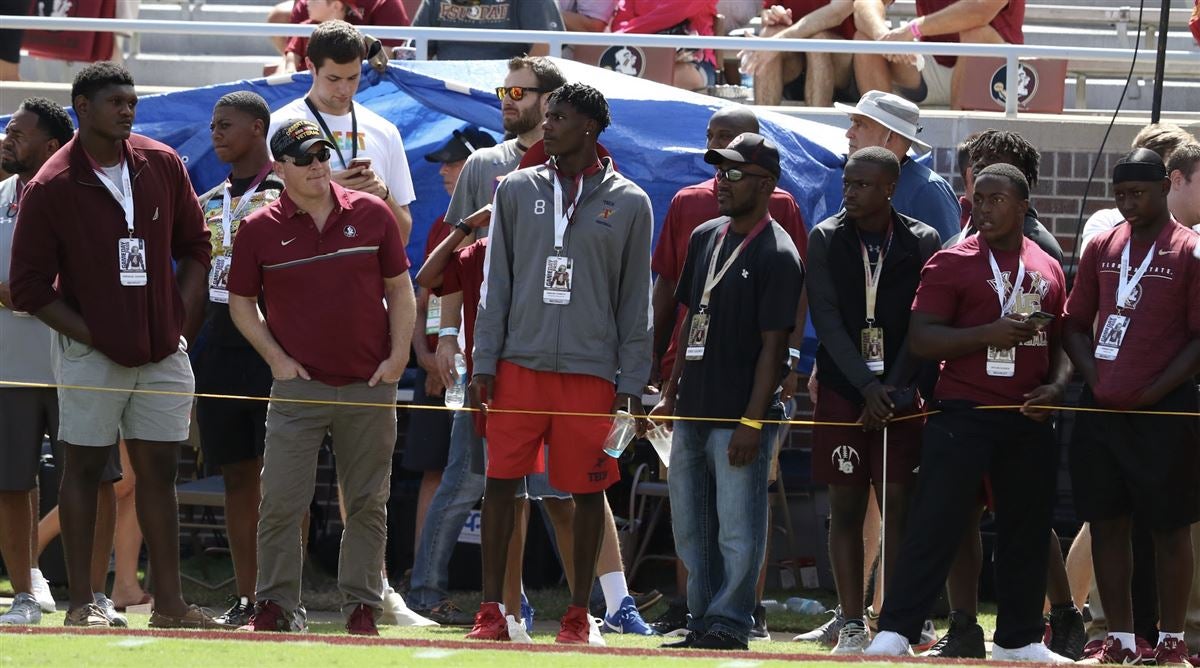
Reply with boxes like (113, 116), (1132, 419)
(468, 83), (653, 645)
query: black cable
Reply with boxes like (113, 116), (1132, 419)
(1067, 0), (1147, 277)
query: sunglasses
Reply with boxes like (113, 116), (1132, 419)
(495, 86), (544, 101)
(716, 167), (767, 183)
(289, 148), (332, 167)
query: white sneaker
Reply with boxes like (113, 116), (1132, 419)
(864, 630), (914, 656)
(588, 615), (607, 647)
(93, 593), (127, 628)
(506, 614), (533, 643)
(992, 641), (1073, 663)
(831, 622), (871, 655)
(0, 593), (42, 625)
(30, 569), (55, 613)
(378, 586), (438, 627)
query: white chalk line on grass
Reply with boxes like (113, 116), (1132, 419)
(412, 648), (458, 659)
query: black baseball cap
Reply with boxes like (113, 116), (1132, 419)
(704, 132), (781, 179)
(270, 119), (335, 161)
(424, 127), (497, 164)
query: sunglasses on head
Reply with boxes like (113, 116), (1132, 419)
(495, 86), (543, 101)
(289, 147), (332, 166)
(716, 167), (767, 183)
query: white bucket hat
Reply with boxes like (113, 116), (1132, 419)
(835, 90), (931, 150)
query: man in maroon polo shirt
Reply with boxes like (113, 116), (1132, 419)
(9, 62), (218, 630)
(227, 119), (415, 636)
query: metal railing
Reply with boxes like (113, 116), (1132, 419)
(7, 15), (1200, 118)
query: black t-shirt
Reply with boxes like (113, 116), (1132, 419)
(674, 217), (804, 421)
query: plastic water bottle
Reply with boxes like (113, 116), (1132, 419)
(785, 597), (826, 615)
(444, 353), (467, 409)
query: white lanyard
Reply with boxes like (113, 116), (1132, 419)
(987, 248), (1025, 316)
(551, 170), (585, 252)
(700, 217), (770, 310)
(220, 166), (272, 247)
(93, 160), (134, 235)
(860, 228), (893, 323)
(1116, 239), (1156, 311)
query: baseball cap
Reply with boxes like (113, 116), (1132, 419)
(704, 132), (781, 179)
(270, 118), (336, 161)
(423, 127), (497, 164)
(834, 90), (930, 150)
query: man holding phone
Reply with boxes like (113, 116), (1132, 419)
(269, 20), (416, 242)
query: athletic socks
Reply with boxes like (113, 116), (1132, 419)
(599, 571), (629, 617)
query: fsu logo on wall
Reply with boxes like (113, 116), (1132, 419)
(598, 46), (647, 78)
(990, 62), (1039, 109)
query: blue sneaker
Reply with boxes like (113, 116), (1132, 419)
(603, 596), (656, 635)
(520, 593), (534, 633)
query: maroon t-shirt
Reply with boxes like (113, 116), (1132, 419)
(917, 0), (1024, 68)
(421, 214), (453, 351)
(227, 182), (410, 386)
(912, 234), (1065, 405)
(434, 237), (487, 377)
(652, 177), (807, 379)
(770, 0), (857, 40)
(1064, 221), (1200, 409)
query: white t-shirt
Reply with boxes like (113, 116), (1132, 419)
(1079, 207), (1124, 256)
(270, 97), (416, 206)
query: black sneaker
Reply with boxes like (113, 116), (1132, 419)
(411, 600), (475, 626)
(662, 631), (700, 648)
(694, 628), (750, 651)
(750, 604), (770, 642)
(215, 596), (255, 628)
(649, 599), (690, 637)
(1046, 605), (1087, 660)
(921, 610), (986, 659)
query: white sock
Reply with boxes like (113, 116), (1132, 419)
(1159, 631), (1185, 646)
(599, 571), (629, 617)
(1110, 632), (1137, 649)
(497, 602), (506, 615)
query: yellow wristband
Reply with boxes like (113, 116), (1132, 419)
(739, 416), (763, 430)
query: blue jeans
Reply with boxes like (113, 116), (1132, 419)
(669, 420), (776, 643)
(406, 410), (486, 609)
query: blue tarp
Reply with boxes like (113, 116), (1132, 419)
(15, 58), (860, 367)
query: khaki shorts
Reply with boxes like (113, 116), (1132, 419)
(920, 59), (953, 106)
(53, 333), (194, 446)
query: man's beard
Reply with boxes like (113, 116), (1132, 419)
(503, 107), (539, 136)
(1, 157), (28, 174)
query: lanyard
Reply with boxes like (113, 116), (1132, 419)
(93, 160), (135, 236)
(700, 216), (771, 310)
(859, 225), (893, 323)
(987, 246), (1025, 316)
(1117, 239), (1156, 311)
(548, 159), (602, 252)
(305, 97), (357, 170)
(220, 164), (273, 247)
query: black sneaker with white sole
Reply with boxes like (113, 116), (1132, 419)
(694, 629), (750, 651)
(1046, 604), (1087, 660)
(649, 599), (690, 637)
(750, 604), (770, 642)
(215, 596), (255, 628)
(921, 610), (986, 659)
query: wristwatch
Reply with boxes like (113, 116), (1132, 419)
(453, 218), (473, 235)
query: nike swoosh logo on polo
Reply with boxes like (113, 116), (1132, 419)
(281, 238), (296, 246)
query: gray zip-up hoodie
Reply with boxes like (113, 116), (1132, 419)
(473, 157), (653, 396)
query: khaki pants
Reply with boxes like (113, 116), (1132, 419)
(255, 378), (397, 618)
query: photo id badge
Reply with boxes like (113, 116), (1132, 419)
(1095, 314), (1130, 361)
(208, 253), (231, 304)
(425, 294), (441, 335)
(543, 255), (573, 305)
(118, 237), (148, 286)
(986, 346), (1016, 377)
(861, 327), (885, 375)
(685, 312), (710, 360)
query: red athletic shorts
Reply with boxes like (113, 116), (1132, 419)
(485, 361), (618, 494)
(811, 384), (925, 486)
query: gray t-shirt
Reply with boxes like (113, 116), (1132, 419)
(414, 0), (564, 61)
(0, 175), (54, 385)
(444, 139), (525, 226)
(558, 0), (617, 23)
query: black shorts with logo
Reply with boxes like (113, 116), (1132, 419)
(1070, 383), (1200, 531)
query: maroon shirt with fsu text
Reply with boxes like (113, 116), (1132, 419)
(912, 234), (1065, 405)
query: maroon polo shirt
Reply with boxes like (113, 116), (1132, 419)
(227, 182), (409, 386)
(433, 236), (487, 378)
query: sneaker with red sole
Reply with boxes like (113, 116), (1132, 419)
(238, 600), (291, 632)
(1079, 636), (1154, 664)
(1156, 638), (1192, 667)
(556, 605), (592, 645)
(346, 604), (379, 636)
(465, 602), (509, 642)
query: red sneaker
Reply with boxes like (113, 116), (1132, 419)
(556, 605), (591, 645)
(239, 600), (289, 632)
(1079, 636), (1152, 664)
(346, 604), (379, 636)
(1156, 638), (1192, 667)
(466, 602), (509, 641)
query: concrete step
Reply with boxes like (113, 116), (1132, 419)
(1025, 25), (1200, 52)
(1065, 75), (1200, 112)
(0, 80), (186, 114)
(118, 52), (272, 86)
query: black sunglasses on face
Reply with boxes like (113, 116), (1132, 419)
(495, 86), (543, 101)
(716, 167), (767, 183)
(289, 148), (332, 166)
